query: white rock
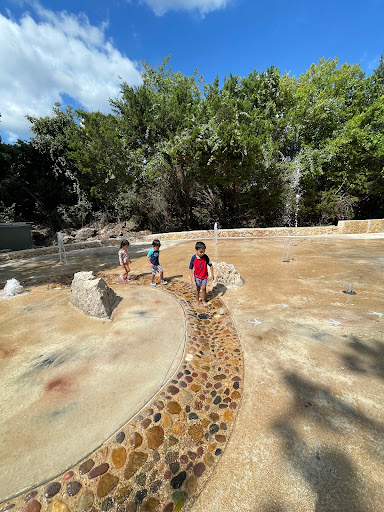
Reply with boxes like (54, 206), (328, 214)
(1, 278), (24, 297)
(212, 261), (243, 288)
(74, 227), (97, 241)
(70, 271), (118, 319)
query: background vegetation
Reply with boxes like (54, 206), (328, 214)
(1, 56), (383, 232)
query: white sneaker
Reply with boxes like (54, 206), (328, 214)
(160, 280), (168, 285)
(150, 281), (157, 286)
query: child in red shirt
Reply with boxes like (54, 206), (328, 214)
(189, 241), (214, 307)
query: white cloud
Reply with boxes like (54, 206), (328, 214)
(141, 0), (229, 16)
(0, 4), (142, 142)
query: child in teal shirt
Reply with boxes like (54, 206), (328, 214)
(147, 239), (168, 287)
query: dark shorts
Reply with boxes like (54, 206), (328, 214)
(195, 277), (207, 287)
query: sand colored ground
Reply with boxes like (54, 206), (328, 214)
(1, 235), (383, 510)
(0, 281), (185, 501)
(174, 237), (384, 512)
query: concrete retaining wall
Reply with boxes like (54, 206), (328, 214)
(0, 219), (383, 262)
(337, 218), (384, 234)
(0, 222), (33, 250)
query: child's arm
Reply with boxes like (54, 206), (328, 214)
(189, 256), (195, 283)
(147, 249), (154, 267)
(206, 256), (214, 281)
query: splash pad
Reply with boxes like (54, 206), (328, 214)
(1, 232), (383, 511)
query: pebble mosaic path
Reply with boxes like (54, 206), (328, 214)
(1, 274), (243, 512)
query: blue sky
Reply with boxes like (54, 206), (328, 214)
(0, 0), (383, 142)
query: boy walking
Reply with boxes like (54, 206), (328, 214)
(147, 239), (167, 286)
(189, 241), (214, 307)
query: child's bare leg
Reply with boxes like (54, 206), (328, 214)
(160, 271), (164, 281)
(120, 265), (128, 281)
(195, 286), (200, 306)
(202, 285), (208, 306)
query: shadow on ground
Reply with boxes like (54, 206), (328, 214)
(207, 283), (227, 300)
(272, 371), (384, 512)
(341, 336), (384, 381)
(163, 274), (183, 283)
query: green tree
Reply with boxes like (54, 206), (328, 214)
(69, 111), (132, 201)
(27, 104), (94, 226)
(367, 55), (384, 102)
(110, 57), (203, 230)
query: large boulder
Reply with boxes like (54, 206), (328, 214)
(212, 261), (243, 288)
(70, 271), (119, 319)
(74, 227), (97, 241)
(61, 234), (75, 244)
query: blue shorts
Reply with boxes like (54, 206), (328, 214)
(195, 277), (208, 287)
(151, 264), (163, 275)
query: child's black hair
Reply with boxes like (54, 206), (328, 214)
(120, 239), (130, 248)
(195, 241), (206, 250)
(152, 239), (161, 247)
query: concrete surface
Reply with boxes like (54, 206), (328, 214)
(1, 234), (383, 510)
(0, 282), (185, 501)
(185, 237), (384, 512)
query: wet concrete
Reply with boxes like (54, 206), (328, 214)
(0, 241), (182, 286)
(1, 235), (383, 510)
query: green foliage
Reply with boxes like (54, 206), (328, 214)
(0, 201), (16, 223)
(68, 111), (134, 204)
(1, 105), (96, 228)
(317, 189), (358, 223)
(2, 55), (384, 231)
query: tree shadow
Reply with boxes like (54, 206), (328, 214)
(0, 244), (147, 288)
(270, 371), (384, 512)
(283, 372), (384, 448)
(340, 335), (384, 381)
(273, 419), (366, 512)
(260, 503), (287, 512)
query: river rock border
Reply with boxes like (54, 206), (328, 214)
(0, 275), (243, 512)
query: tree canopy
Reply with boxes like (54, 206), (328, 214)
(1, 56), (383, 231)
